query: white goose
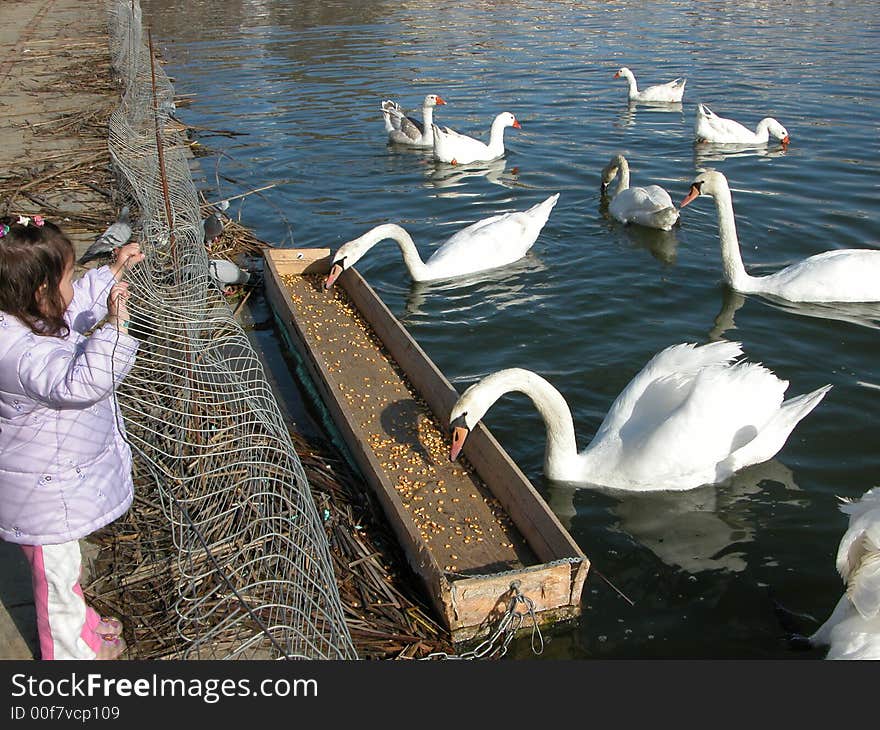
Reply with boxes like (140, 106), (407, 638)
(324, 193), (559, 286)
(808, 487), (880, 659)
(381, 94), (446, 147)
(600, 154), (680, 231)
(448, 341), (830, 492)
(432, 111), (521, 165)
(681, 169), (880, 302)
(694, 103), (790, 145)
(614, 66), (686, 103)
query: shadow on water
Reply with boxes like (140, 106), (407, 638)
(598, 195), (679, 265)
(424, 157), (519, 196)
(709, 284), (880, 342)
(616, 100), (684, 130)
(693, 140), (789, 168)
(545, 458), (800, 575)
(759, 293), (880, 332)
(400, 254), (548, 319)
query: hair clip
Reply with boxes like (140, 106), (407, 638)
(0, 224), (8, 238)
(17, 215), (31, 227)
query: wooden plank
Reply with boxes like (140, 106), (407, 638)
(264, 257), (444, 584)
(264, 248), (589, 638)
(447, 562), (575, 629)
(265, 261), (534, 630)
(264, 247), (331, 276)
(341, 268), (586, 565)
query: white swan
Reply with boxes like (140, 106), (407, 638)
(808, 487), (880, 659)
(381, 94), (446, 147)
(681, 169), (880, 302)
(600, 154), (680, 231)
(324, 193), (559, 286)
(614, 66), (686, 103)
(432, 111), (521, 165)
(694, 103), (789, 145)
(448, 341), (831, 491)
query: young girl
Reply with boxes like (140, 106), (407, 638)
(0, 214), (144, 660)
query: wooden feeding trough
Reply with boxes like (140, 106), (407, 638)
(263, 248), (589, 643)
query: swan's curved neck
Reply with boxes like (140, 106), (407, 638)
(621, 69), (638, 95)
(614, 157), (630, 196)
(709, 185), (755, 291)
(348, 224), (430, 281)
(466, 369), (578, 477)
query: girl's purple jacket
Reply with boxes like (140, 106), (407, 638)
(0, 267), (139, 545)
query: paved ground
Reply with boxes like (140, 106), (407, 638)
(0, 0), (112, 660)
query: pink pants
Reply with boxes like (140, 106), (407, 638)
(20, 541), (103, 660)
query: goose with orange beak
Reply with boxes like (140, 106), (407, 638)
(694, 103), (790, 146)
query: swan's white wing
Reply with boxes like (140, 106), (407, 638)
(848, 550), (880, 620)
(837, 500), (873, 582)
(622, 361), (786, 466)
(593, 341), (744, 443)
(640, 185), (675, 210)
(759, 249), (880, 303)
(610, 186), (674, 218)
(424, 212), (535, 278)
(837, 493), (880, 619)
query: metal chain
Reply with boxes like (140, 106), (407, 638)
(420, 580), (545, 661)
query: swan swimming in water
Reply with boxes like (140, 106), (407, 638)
(324, 194), (559, 286)
(600, 154), (679, 231)
(681, 169), (880, 302)
(448, 340), (830, 491)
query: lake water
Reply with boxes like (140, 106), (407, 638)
(140, 0), (880, 659)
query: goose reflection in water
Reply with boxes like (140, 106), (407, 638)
(693, 140), (788, 167)
(616, 100), (684, 130)
(425, 157), (518, 197)
(545, 458), (800, 574)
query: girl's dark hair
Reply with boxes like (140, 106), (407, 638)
(0, 216), (74, 337)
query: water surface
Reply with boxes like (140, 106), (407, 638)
(141, 0), (880, 659)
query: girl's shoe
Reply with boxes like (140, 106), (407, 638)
(95, 635), (126, 660)
(95, 616), (123, 638)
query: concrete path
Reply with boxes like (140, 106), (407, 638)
(0, 0), (111, 660)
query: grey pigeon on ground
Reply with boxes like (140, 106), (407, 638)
(209, 258), (251, 287)
(78, 206), (132, 265)
(201, 212), (224, 245)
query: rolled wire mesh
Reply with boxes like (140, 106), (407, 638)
(103, 0), (357, 659)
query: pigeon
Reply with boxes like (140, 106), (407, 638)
(78, 206), (132, 265)
(209, 258), (251, 287)
(201, 212), (224, 245)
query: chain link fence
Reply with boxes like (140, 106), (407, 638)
(102, 0), (357, 660)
